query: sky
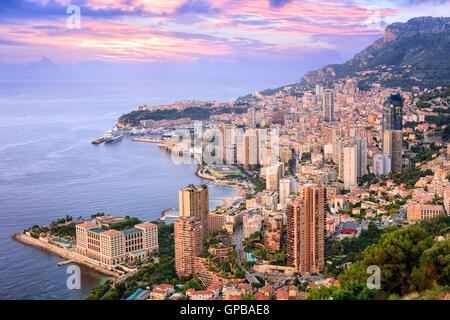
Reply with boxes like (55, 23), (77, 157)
(0, 0), (449, 91)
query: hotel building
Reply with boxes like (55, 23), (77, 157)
(75, 221), (158, 269)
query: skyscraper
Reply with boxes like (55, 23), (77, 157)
(286, 185), (325, 274)
(382, 94), (403, 172)
(342, 144), (358, 189)
(322, 88), (334, 122)
(262, 162), (284, 191)
(174, 216), (203, 279)
(279, 178), (293, 207)
(247, 107), (256, 128)
(237, 128), (259, 168)
(337, 136), (367, 188)
(354, 136), (367, 177)
(179, 185), (209, 233)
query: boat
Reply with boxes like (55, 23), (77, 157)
(104, 127), (123, 143)
(91, 137), (105, 144)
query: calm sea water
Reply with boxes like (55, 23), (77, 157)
(0, 78), (238, 300)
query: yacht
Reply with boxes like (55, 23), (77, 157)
(104, 127), (123, 143)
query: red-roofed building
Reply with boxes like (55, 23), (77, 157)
(207, 285), (221, 299)
(238, 283), (252, 296)
(275, 285), (299, 300)
(255, 292), (271, 300)
(186, 289), (214, 300)
(150, 284), (174, 300)
(258, 285), (274, 298)
(322, 278), (340, 287)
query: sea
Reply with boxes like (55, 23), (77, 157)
(0, 78), (243, 300)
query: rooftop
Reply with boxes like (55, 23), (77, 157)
(88, 227), (107, 234)
(135, 222), (156, 229)
(122, 228), (143, 236)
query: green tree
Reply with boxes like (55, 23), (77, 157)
(339, 226), (433, 296)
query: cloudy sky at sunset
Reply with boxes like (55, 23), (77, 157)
(0, 1), (449, 91)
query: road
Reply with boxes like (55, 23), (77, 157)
(232, 223), (259, 284)
(133, 289), (150, 300)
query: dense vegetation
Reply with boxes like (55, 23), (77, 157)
(25, 215), (75, 238)
(325, 222), (388, 278)
(118, 106), (248, 127)
(338, 216), (450, 298)
(108, 217), (142, 231)
(387, 165), (433, 188)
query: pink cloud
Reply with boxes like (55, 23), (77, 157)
(0, 0), (410, 63)
(0, 19), (233, 63)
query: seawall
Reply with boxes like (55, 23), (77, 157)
(12, 233), (118, 277)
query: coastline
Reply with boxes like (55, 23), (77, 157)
(195, 164), (247, 207)
(9, 136), (247, 292)
(12, 233), (118, 278)
(136, 137), (248, 207)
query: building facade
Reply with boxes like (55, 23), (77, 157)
(382, 94), (403, 172)
(286, 184), (325, 273)
(322, 88), (334, 122)
(174, 216), (203, 279)
(407, 204), (445, 221)
(179, 185), (209, 233)
(75, 221), (158, 269)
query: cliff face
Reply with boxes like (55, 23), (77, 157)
(299, 17), (450, 90)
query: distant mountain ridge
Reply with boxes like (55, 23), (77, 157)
(298, 16), (450, 91)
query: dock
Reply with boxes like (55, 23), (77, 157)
(57, 260), (73, 266)
(158, 207), (179, 221)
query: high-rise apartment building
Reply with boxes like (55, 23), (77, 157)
(279, 178), (293, 207)
(237, 129), (259, 168)
(322, 88), (334, 122)
(354, 136), (367, 177)
(342, 144), (358, 189)
(262, 162), (284, 191)
(315, 84), (324, 98)
(174, 216), (203, 279)
(286, 185), (325, 274)
(179, 185), (209, 233)
(337, 136), (367, 189)
(382, 94), (403, 172)
(247, 107), (256, 128)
